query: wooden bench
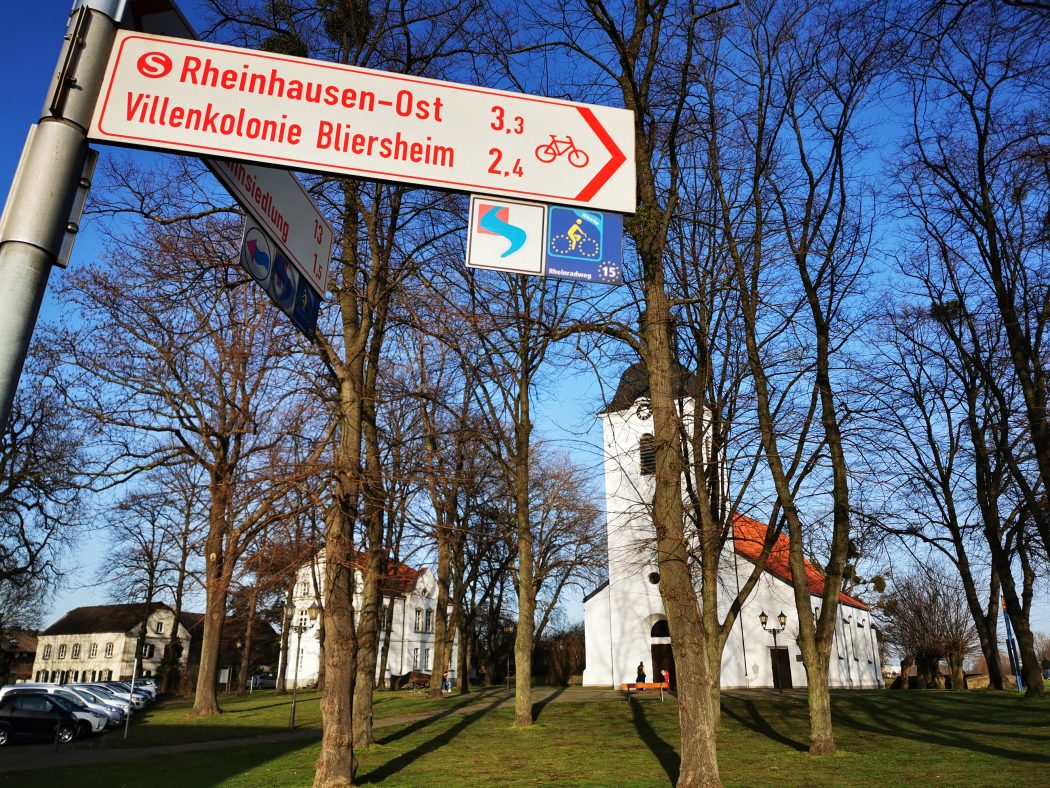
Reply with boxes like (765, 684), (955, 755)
(621, 681), (670, 701)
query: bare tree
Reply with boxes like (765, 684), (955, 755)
(50, 203), (309, 715)
(880, 566), (979, 689)
(0, 349), (83, 602)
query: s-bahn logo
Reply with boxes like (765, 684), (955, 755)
(136, 51), (173, 79)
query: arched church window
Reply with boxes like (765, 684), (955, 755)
(651, 619), (670, 638)
(640, 434), (656, 476)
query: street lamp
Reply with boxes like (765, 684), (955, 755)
(287, 601), (320, 729)
(502, 622), (514, 691)
(759, 610), (788, 693)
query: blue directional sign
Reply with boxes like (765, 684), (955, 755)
(544, 206), (623, 285)
(239, 218), (320, 340)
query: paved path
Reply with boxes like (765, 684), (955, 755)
(0, 687), (632, 774)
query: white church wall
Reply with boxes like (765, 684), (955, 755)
(583, 383), (880, 691)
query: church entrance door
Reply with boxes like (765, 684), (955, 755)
(650, 643), (676, 689)
(770, 647), (792, 689)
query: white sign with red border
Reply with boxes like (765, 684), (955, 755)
(88, 32), (636, 213)
(208, 158), (332, 294)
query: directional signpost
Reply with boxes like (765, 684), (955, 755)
(88, 31), (635, 213)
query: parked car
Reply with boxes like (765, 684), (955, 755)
(247, 674), (277, 689)
(0, 684), (121, 727)
(1, 689), (107, 737)
(82, 683), (144, 709)
(106, 681), (153, 703)
(70, 684), (131, 715)
(0, 693), (78, 746)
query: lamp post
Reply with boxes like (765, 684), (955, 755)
(286, 601), (320, 729)
(502, 623), (514, 692)
(759, 610), (788, 692)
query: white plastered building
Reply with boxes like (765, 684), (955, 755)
(583, 364), (881, 690)
(284, 551), (458, 687)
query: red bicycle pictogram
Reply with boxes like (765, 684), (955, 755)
(535, 135), (589, 168)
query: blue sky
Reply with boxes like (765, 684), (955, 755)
(2, 2), (1046, 646)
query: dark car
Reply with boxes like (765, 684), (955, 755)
(247, 674), (277, 689)
(0, 693), (78, 746)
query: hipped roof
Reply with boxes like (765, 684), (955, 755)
(733, 513), (868, 611)
(44, 603), (172, 636)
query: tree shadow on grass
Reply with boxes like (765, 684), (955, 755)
(531, 686), (567, 722)
(830, 693), (1050, 763)
(376, 690), (504, 746)
(720, 697), (808, 752)
(629, 696), (679, 785)
(360, 694), (508, 784)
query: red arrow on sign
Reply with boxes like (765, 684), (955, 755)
(575, 107), (629, 203)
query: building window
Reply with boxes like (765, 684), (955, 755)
(141, 644), (155, 659)
(424, 648), (431, 670)
(380, 606), (388, 631)
(58, 645), (66, 659)
(155, 621), (164, 634)
(71, 643), (81, 659)
(298, 648), (304, 671)
(640, 434), (656, 476)
(42, 644), (51, 660)
(89, 643), (98, 659)
(104, 642), (114, 658)
(298, 610), (309, 629)
(412, 648), (420, 669)
(414, 609), (423, 632)
(425, 609), (433, 633)
(300, 581), (309, 597)
(650, 620), (670, 638)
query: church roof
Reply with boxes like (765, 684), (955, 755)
(601, 361), (696, 414)
(732, 513), (868, 611)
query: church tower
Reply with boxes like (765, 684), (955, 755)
(582, 362), (696, 687)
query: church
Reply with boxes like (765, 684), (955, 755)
(582, 364), (881, 690)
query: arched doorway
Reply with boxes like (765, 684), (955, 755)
(649, 619), (675, 689)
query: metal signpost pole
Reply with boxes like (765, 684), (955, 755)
(0, 0), (123, 429)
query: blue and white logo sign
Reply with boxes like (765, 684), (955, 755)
(545, 206), (623, 285)
(239, 217), (321, 340)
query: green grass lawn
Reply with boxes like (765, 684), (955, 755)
(4, 689), (1048, 786)
(88, 687), (503, 747)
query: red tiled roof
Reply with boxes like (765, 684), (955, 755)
(732, 513), (868, 611)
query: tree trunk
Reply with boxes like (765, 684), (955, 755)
(237, 587), (258, 693)
(804, 656), (835, 755)
(643, 282), (721, 786)
(512, 368), (536, 728)
(352, 554), (380, 747)
(314, 510), (358, 787)
(191, 515), (229, 716)
(428, 522), (452, 698)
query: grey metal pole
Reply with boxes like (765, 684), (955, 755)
(0, 0), (122, 429)
(289, 626), (302, 729)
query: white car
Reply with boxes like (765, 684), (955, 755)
(70, 684), (131, 715)
(0, 684), (121, 727)
(0, 688), (107, 736)
(81, 683), (143, 709)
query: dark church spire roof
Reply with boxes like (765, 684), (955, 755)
(600, 361), (696, 414)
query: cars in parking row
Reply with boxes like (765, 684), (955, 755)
(0, 678), (158, 746)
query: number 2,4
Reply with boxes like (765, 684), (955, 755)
(488, 148), (524, 178)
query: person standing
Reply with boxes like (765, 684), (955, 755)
(636, 662), (646, 683)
